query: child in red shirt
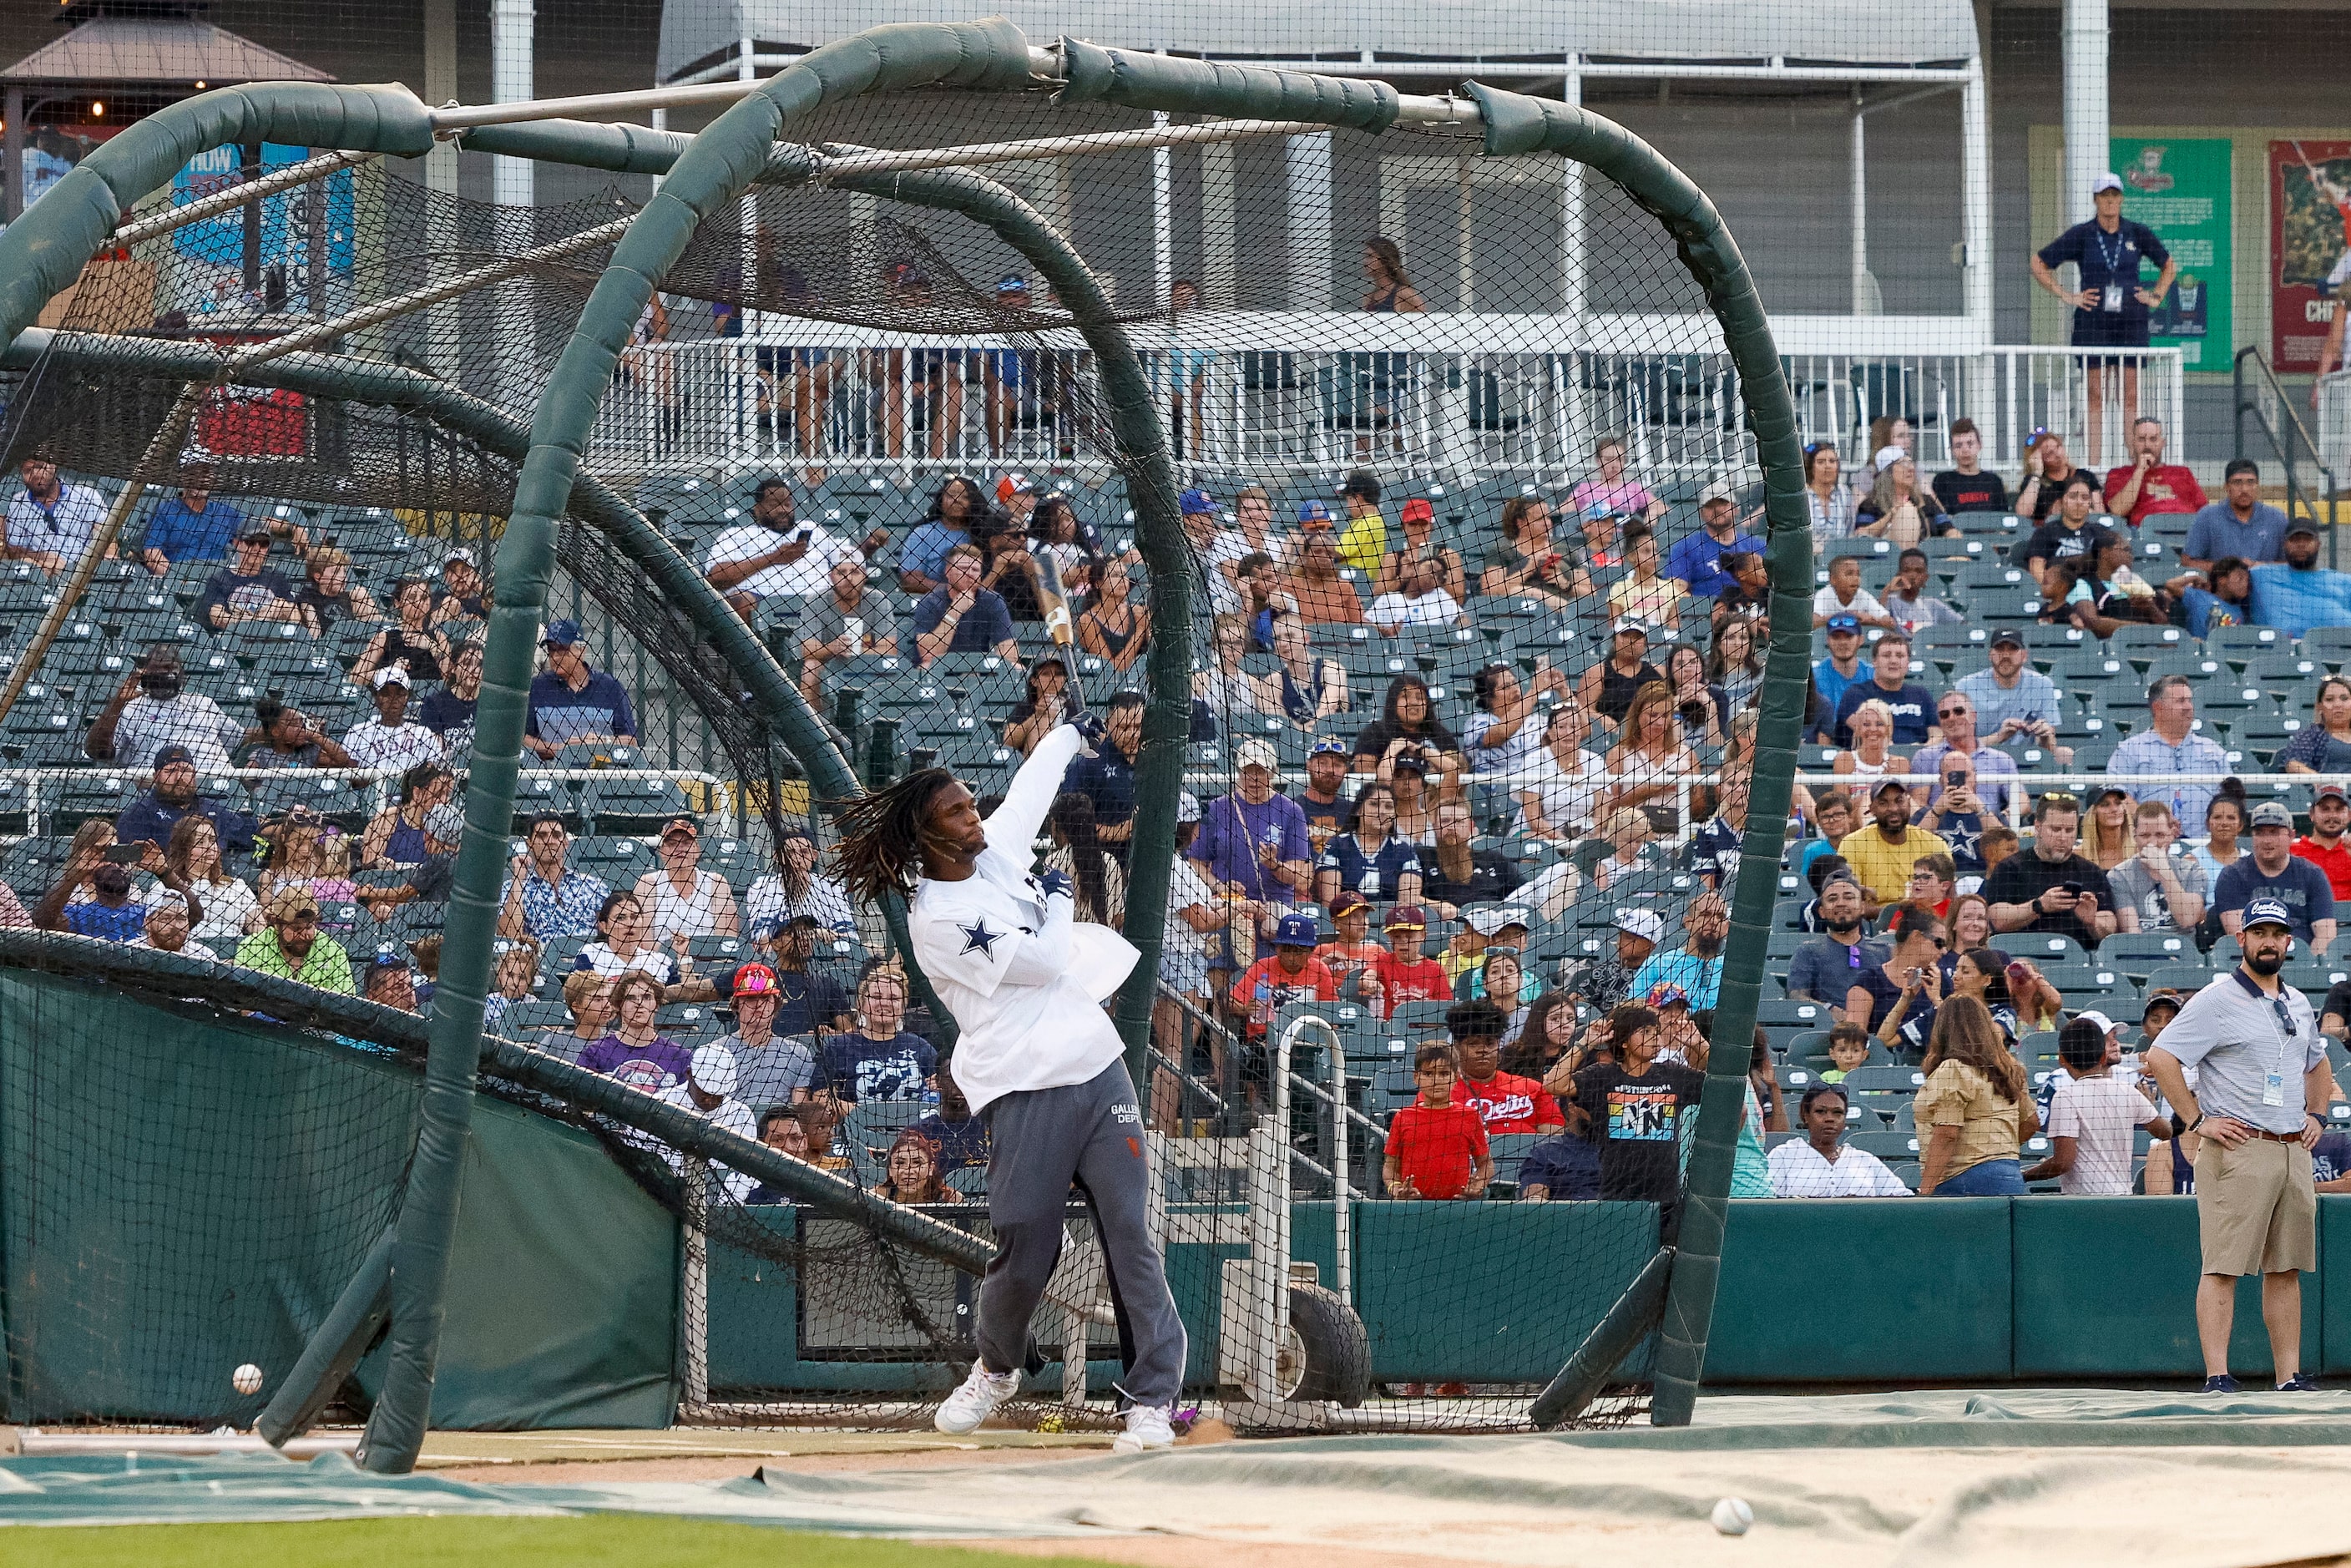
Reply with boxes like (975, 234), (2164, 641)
(1229, 911), (1338, 1038)
(1384, 1041), (1492, 1200)
(1312, 890), (1388, 986)
(1361, 903), (1453, 1020)
(1444, 998), (1566, 1134)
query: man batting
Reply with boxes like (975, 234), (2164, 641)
(832, 716), (1186, 1453)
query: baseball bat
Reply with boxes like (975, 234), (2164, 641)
(1033, 546), (1088, 714)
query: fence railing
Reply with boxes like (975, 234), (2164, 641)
(589, 316), (2185, 488)
(0, 765), (736, 844)
(2240, 346), (2340, 570)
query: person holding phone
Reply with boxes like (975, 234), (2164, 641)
(1984, 791), (2119, 953)
(1923, 755), (1990, 879)
(703, 478), (887, 621)
(32, 831), (201, 942)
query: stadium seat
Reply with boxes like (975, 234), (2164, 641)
(2207, 625), (2287, 661)
(2101, 931), (2197, 979)
(583, 777), (692, 832)
(1842, 1065), (1926, 1094)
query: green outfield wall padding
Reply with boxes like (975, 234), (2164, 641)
(2323, 1198), (2351, 1378)
(2012, 1196), (2323, 1381)
(1704, 1199), (2015, 1384)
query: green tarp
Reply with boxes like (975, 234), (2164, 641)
(0, 972), (675, 1429)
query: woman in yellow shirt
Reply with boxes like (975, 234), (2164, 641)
(1915, 994), (2038, 1196)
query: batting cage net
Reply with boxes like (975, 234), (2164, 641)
(0, 8), (1820, 1445)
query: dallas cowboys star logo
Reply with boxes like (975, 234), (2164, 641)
(958, 919), (1002, 959)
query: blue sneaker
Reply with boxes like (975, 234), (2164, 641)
(2278, 1373), (2321, 1393)
(2201, 1374), (2240, 1393)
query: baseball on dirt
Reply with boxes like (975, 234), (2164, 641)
(232, 1363), (264, 1396)
(1711, 1496), (1753, 1535)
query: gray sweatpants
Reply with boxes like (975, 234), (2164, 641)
(977, 1061), (1187, 1409)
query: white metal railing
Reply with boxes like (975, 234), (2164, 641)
(1209, 765), (2348, 862)
(591, 318), (2184, 488)
(0, 765), (732, 842)
(2316, 367), (2351, 493)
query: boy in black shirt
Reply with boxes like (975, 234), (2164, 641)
(1570, 1002), (1707, 1238)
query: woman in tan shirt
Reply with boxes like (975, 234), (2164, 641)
(1915, 994), (2038, 1196)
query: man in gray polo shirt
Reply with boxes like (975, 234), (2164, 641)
(2146, 898), (2332, 1394)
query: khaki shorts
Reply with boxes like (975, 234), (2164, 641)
(2195, 1137), (2317, 1277)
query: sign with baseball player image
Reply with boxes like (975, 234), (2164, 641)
(2112, 137), (2231, 372)
(2271, 139), (2351, 372)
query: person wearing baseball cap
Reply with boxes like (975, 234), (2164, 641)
(1661, 477), (1762, 599)
(655, 1041), (759, 1201)
(1359, 903), (1453, 1020)
(1312, 888), (1383, 982)
(1952, 625), (2066, 753)
(1577, 620), (1662, 729)
(341, 662), (445, 774)
(1297, 736), (1351, 835)
(1186, 734), (1312, 958)
(198, 519), (301, 632)
(1229, 909), (1337, 1040)
(234, 882), (354, 991)
(525, 617), (638, 760)
(2290, 784), (2351, 905)
(2144, 893), (2329, 1393)
(1376, 495), (1465, 606)
(631, 814), (744, 951)
(2213, 800), (2338, 952)
(1811, 612), (1869, 726)
(2031, 170), (2176, 468)
(1556, 908), (1664, 1016)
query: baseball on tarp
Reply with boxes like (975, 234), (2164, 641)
(1711, 1497), (1754, 1535)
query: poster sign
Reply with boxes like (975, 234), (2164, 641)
(2271, 140), (2351, 372)
(2112, 138), (2231, 372)
(169, 142), (353, 296)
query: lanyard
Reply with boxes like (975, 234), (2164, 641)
(2093, 225), (2127, 281)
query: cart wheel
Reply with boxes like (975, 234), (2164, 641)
(1279, 1282), (1371, 1408)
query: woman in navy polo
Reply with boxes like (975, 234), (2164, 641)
(2030, 172), (2177, 467)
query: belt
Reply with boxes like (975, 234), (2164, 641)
(2244, 1128), (2309, 1144)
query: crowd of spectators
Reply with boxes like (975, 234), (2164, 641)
(11, 427), (2351, 1211)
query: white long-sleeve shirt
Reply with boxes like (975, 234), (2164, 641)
(908, 723), (1128, 1114)
(653, 1084), (758, 1202)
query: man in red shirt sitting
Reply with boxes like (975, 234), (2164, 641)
(1383, 1040), (1491, 1201)
(1361, 903), (1452, 1019)
(2293, 784), (2351, 904)
(2103, 416), (2207, 528)
(1446, 998), (1566, 1134)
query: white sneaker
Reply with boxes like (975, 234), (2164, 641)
(1111, 1404), (1176, 1454)
(935, 1360), (1021, 1434)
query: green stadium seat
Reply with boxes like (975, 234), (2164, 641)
(2101, 931), (2197, 979)
(2207, 625), (2288, 662)
(582, 777), (692, 832)
(2303, 625), (2351, 668)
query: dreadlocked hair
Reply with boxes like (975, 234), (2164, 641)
(831, 768), (962, 906)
